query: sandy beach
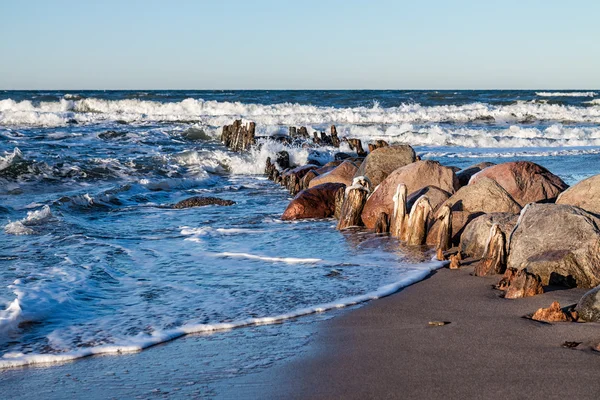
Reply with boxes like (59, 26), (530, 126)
(220, 266), (600, 399)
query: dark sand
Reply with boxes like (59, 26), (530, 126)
(220, 267), (600, 399)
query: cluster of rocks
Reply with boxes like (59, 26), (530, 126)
(271, 139), (600, 323)
(217, 119), (600, 327)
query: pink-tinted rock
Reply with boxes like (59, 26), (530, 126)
(556, 173), (600, 216)
(470, 161), (568, 206)
(309, 160), (358, 189)
(353, 145), (417, 188)
(361, 160), (459, 229)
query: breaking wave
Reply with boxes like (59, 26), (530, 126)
(536, 91), (597, 97)
(3, 97), (600, 128)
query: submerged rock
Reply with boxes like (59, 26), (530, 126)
(507, 204), (600, 288)
(172, 196), (235, 209)
(470, 161), (568, 206)
(282, 183), (346, 221)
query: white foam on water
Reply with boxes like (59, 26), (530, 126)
(0, 260), (443, 369)
(536, 92), (597, 97)
(0, 148), (24, 171)
(180, 227), (265, 236)
(3, 97), (600, 128)
(215, 252), (323, 264)
(4, 205), (54, 235)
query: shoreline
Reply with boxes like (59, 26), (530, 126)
(219, 266), (600, 399)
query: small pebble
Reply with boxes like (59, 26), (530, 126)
(428, 321), (450, 326)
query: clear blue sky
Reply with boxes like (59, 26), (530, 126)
(1, 0), (599, 90)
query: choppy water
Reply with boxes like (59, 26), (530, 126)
(1, 90), (600, 377)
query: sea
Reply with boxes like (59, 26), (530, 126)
(1, 90), (600, 394)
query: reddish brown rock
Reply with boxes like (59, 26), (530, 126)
(456, 162), (495, 187)
(531, 301), (575, 323)
(309, 161), (358, 189)
(361, 160), (459, 229)
(504, 268), (544, 299)
(354, 145), (417, 189)
(281, 183), (346, 221)
(556, 173), (600, 216)
(470, 161), (568, 206)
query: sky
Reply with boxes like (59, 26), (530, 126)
(1, 0), (599, 90)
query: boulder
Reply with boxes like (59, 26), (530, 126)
(507, 204), (600, 288)
(470, 161), (568, 206)
(456, 162), (495, 187)
(282, 183), (346, 221)
(440, 177), (522, 215)
(556, 174), (600, 216)
(575, 286), (600, 322)
(459, 213), (519, 259)
(353, 145), (417, 188)
(361, 160), (459, 229)
(172, 196), (235, 209)
(309, 161), (358, 189)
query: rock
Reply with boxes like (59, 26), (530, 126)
(449, 254), (461, 269)
(507, 204), (600, 288)
(361, 160), (458, 229)
(575, 285), (600, 322)
(172, 197), (235, 209)
(456, 162), (495, 187)
(368, 140), (389, 152)
(459, 213), (519, 259)
(504, 268), (545, 299)
(556, 174), (600, 216)
(440, 177), (522, 215)
(300, 170), (319, 191)
(354, 145), (417, 189)
(473, 224), (506, 276)
(334, 152), (352, 161)
(308, 161), (358, 189)
(470, 161), (568, 206)
(221, 120), (256, 152)
(532, 301), (575, 323)
(406, 186), (451, 214)
(281, 183), (346, 221)
(496, 267), (518, 291)
(338, 178), (370, 230)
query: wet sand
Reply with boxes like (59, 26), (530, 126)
(220, 267), (600, 399)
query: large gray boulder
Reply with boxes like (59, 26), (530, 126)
(459, 213), (519, 259)
(353, 145), (416, 188)
(556, 174), (600, 217)
(575, 286), (600, 322)
(438, 177), (522, 215)
(507, 203), (600, 288)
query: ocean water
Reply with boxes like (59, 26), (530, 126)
(1, 90), (600, 379)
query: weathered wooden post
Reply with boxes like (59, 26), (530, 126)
(405, 196), (433, 246)
(474, 224), (507, 276)
(390, 184), (408, 238)
(435, 204), (453, 261)
(337, 176), (371, 230)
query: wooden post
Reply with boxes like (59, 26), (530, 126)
(474, 224), (507, 276)
(405, 196), (433, 246)
(337, 177), (371, 230)
(435, 204), (452, 261)
(390, 184), (408, 238)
